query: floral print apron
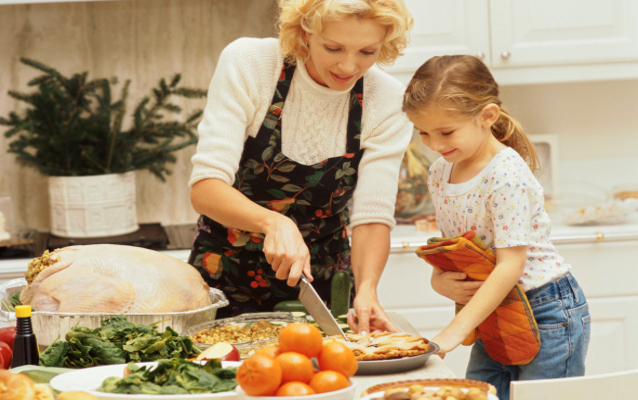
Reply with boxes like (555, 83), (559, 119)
(189, 63), (363, 318)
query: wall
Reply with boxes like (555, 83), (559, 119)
(2, 1), (637, 234)
(415, 78), (638, 198)
(0, 0), (278, 232)
(500, 79), (638, 192)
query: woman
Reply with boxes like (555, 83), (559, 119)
(188, 0), (413, 333)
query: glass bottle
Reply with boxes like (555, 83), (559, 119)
(11, 305), (40, 368)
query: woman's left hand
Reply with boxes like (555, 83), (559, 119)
(347, 291), (400, 334)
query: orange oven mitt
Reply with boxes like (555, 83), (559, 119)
(415, 231), (540, 365)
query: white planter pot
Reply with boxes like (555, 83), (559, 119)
(48, 171), (139, 238)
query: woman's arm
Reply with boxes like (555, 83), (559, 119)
(346, 223), (400, 334)
(191, 179), (312, 286)
(430, 245), (527, 357)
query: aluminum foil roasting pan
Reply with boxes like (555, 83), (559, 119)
(0, 278), (229, 347)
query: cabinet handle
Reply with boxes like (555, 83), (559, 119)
(476, 52), (486, 60)
(501, 51), (511, 60)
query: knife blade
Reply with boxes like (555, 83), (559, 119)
(298, 274), (347, 339)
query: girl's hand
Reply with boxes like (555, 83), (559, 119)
(347, 291), (400, 334)
(430, 270), (483, 304)
(263, 214), (312, 286)
(430, 330), (468, 359)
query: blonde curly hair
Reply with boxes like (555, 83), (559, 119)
(278, 0), (413, 66)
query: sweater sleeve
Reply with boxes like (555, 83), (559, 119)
(348, 69), (414, 230)
(189, 38), (281, 187)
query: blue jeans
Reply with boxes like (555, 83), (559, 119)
(466, 272), (591, 400)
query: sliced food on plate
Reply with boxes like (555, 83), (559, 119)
(324, 332), (431, 361)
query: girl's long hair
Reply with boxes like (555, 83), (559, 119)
(402, 55), (540, 174)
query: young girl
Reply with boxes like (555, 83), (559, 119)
(402, 55), (590, 400)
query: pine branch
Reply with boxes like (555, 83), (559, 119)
(2, 59), (207, 179)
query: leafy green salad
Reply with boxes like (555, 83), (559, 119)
(39, 315), (200, 368)
(99, 358), (237, 395)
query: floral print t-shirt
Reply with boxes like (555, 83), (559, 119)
(427, 147), (570, 291)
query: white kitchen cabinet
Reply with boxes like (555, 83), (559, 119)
(388, 0), (638, 85)
(377, 223), (638, 378)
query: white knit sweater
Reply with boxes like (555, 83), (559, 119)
(190, 37), (413, 229)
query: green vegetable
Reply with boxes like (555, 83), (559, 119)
(290, 311), (307, 318)
(274, 300), (308, 314)
(39, 315), (200, 369)
(337, 314), (348, 324)
(98, 358), (237, 395)
(330, 270), (351, 318)
(17, 368), (72, 384)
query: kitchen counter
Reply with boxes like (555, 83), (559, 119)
(2, 215), (638, 281)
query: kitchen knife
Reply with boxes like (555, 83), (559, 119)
(298, 274), (347, 339)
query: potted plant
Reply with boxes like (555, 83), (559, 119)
(1, 58), (207, 238)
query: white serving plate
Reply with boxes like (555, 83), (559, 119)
(50, 360), (242, 400)
(236, 381), (355, 400)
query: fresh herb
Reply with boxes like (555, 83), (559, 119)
(98, 358), (238, 395)
(39, 315), (201, 368)
(9, 292), (23, 307)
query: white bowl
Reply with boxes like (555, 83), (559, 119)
(236, 381), (355, 400)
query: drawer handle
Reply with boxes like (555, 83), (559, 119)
(596, 232), (604, 242)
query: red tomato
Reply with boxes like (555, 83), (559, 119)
(0, 341), (11, 369)
(0, 351), (4, 370)
(0, 326), (16, 350)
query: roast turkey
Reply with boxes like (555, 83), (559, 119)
(19, 244), (212, 313)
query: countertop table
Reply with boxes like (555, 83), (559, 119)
(350, 312), (456, 397)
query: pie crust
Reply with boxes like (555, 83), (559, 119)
(360, 378), (496, 397)
(325, 332), (430, 361)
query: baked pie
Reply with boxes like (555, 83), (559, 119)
(325, 332), (430, 361)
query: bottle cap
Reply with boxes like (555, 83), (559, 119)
(15, 305), (32, 318)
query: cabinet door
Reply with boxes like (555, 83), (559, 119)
(385, 0), (490, 83)
(585, 297), (638, 375)
(489, 0), (638, 68)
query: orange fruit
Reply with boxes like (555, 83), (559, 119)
(317, 341), (358, 378)
(236, 354), (282, 396)
(275, 381), (316, 396)
(275, 351), (315, 383)
(278, 323), (323, 359)
(309, 370), (350, 393)
(255, 345), (282, 359)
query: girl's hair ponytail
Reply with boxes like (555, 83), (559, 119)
(403, 55), (540, 175)
(492, 108), (540, 174)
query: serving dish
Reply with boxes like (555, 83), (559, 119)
(236, 381), (355, 400)
(50, 360), (242, 400)
(355, 342), (439, 375)
(182, 312), (306, 358)
(0, 278), (229, 347)
(360, 378), (497, 400)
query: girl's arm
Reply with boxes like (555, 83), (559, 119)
(430, 245), (527, 357)
(347, 223), (400, 334)
(190, 178), (312, 286)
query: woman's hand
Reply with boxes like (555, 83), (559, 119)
(347, 290), (400, 334)
(263, 214), (312, 286)
(430, 269), (483, 304)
